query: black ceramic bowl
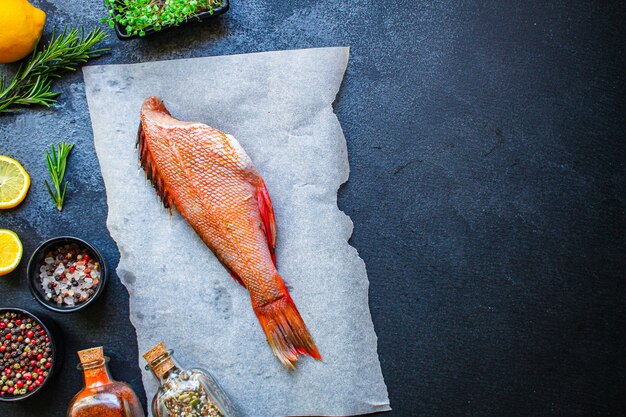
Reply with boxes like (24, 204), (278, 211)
(0, 307), (64, 402)
(27, 237), (108, 314)
(113, 0), (230, 40)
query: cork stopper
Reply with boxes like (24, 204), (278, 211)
(143, 342), (167, 363)
(78, 346), (104, 364)
(143, 342), (175, 378)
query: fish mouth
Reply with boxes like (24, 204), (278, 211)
(141, 96), (171, 116)
(141, 97), (199, 128)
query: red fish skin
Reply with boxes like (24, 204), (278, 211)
(138, 97), (321, 367)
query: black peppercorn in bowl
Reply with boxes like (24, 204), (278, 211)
(0, 307), (64, 401)
(27, 237), (108, 313)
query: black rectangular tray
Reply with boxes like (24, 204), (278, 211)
(113, 0), (229, 40)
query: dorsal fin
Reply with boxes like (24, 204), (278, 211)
(137, 121), (173, 214)
(256, 180), (277, 266)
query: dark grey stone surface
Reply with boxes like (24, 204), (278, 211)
(1, 1), (624, 416)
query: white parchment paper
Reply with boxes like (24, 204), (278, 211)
(83, 47), (390, 417)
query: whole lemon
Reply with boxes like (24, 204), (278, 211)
(0, 0), (46, 63)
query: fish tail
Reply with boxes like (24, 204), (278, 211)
(254, 291), (322, 369)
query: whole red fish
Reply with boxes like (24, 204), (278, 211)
(138, 97), (321, 368)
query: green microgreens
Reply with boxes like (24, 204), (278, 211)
(44, 141), (74, 212)
(0, 27), (109, 113)
(103, 0), (222, 37)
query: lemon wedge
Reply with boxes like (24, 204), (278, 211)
(0, 229), (23, 276)
(0, 155), (30, 209)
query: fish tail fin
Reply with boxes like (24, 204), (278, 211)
(254, 291), (322, 369)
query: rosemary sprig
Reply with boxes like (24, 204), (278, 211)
(0, 27), (109, 113)
(45, 142), (74, 212)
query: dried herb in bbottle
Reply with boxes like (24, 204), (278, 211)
(144, 342), (240, 417)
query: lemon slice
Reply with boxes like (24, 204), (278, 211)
(0, 155), (30, 209)
(0, 229), (23, 276)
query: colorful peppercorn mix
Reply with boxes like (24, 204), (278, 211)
(0, 312), (53, 398)
(39, 243), (101, 306)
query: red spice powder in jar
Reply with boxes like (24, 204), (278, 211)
(67, 347), (144, 417)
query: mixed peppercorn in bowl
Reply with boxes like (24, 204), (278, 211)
(0, 308), (63, 401)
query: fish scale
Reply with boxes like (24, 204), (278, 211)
(138, 97), (321, 368)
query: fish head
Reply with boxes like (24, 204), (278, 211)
(141, 96), (171, 118)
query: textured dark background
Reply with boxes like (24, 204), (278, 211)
(1, 1), (625, 416)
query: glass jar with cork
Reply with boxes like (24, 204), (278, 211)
(67, 346), (145, 417)
(144, 341), (240, 417)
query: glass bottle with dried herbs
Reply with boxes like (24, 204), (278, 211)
(67, 347), (145, 417)
(144, 342), (240, 417)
